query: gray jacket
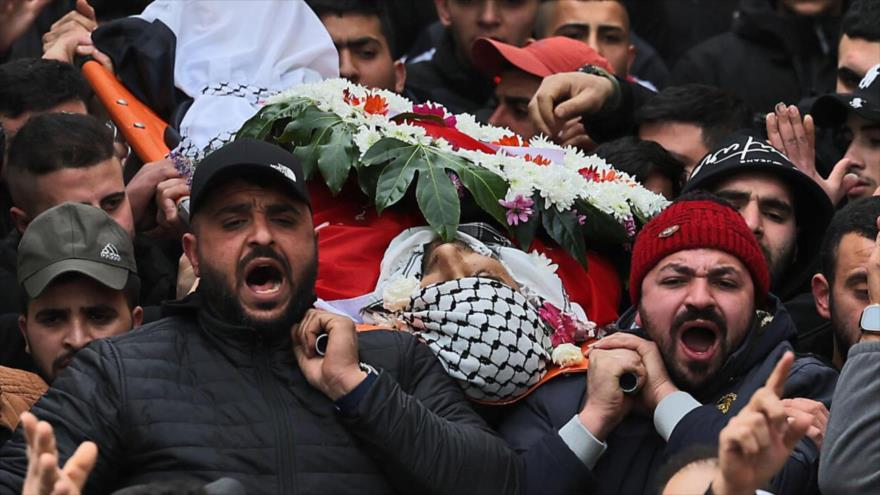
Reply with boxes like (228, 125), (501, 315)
(819, 341), (880, 494)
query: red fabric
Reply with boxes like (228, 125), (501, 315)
(311, 180), (621, 324)
(629, 200), (769, 304)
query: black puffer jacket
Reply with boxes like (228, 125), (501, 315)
(670, 0), (839, 113)
(0, 295), (519, 494)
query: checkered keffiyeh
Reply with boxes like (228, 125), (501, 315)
(402, 277), (552, 402)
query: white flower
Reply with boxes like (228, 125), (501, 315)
(353, 126), (383, 158)
(382, 276), (421, 312)
(551, 343), (584, 367)
(529, 251), (558, 275)
(527, 134), (563, 151)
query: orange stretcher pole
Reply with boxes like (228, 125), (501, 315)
(81, 60), (171, 163)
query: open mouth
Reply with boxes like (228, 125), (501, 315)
(245, 260), (285, 295)
(678, 321), (720, 360)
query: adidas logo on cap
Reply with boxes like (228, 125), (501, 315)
(100, 243), (121, 262)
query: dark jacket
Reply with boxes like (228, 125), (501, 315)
(670, 0), (839, 114)
(404, 29), (494, 116)
(498, 296), (837, 495)
(0, 294), (519, 494)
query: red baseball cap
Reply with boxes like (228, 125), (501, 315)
(472, 36), (613, 79)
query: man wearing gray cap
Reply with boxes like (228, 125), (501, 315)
(17, 201), (142, 383)
(0, 138), (518, 495)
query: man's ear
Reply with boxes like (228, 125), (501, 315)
(182, 232), (200, 278)
(394, 60), (407, 94)
(18, 314), (31, 355)
(434, 0), (453, 27)
(811, 273), (831, 320)
(625, 44), (637, 76)
(131, 306), (144, 328)
(10, 206), (30, 234)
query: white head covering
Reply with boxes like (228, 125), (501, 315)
(138, 1), (339, 159)
(367, 224), (587, 321)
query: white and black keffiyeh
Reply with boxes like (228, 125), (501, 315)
(402, 277), (552, 402)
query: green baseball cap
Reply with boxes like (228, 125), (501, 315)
(17, 202), (137, 299)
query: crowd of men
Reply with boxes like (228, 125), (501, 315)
(0, 0), (879, 494)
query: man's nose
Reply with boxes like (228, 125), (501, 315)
(429, 244), (468, 281)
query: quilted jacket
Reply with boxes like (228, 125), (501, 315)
(0, 295), (519, 494)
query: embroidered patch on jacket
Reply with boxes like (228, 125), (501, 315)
(716, 393), (737, 414)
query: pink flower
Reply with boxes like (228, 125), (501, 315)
(498, 194), (535, 226)
(540, 302), (596, 347)
(413, 102), (457, 127)
(577, 214), (587, 225)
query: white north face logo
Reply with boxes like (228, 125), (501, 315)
(100, 243), (121, 262)
(270, 163), (297, 183)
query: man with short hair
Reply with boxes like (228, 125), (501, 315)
(405, 0), (539, 115)
(17, 202), (142, 384)
(0, 112), (176, 317)
(811, 197), (880, 368)
(836, 0), (880, 92)
(636, 84), (752, 175)
(534, 0), (667, 90)
(0, 138), (519, 494)
(0, 58), (89, 143)
(307, 0), (406, 93)
(499, 193), (836, 494)
(682, 134), (834, 357)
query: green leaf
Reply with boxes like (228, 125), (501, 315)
(361, 137), (412, 166)
(542, 204), (587, 267)
(277, 105), (342, 145)
(442, 156), (508, 227)
(237, 100), (309, 141)
(316, 126), (357, 194)
(576, 200), (629, 245)
(374, 145), (421, 213)
(415, 161), (460, 241)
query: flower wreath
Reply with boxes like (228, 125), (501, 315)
(235, 78), (669, 265)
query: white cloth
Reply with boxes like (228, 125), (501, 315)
(138, 0), (339, 159)
(363, 226), (587, 321)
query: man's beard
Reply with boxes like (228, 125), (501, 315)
(198, 245), (317, 335)
(828, 291), (860, 361)
(762, 240), (796, 289)
(641, 305), (731, 393)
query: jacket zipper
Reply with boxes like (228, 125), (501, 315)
(254, 335), (298, 494)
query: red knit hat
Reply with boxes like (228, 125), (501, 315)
(629, 199), (769, 304)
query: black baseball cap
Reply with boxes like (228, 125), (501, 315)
(812, 63), (880, 127)
(18, 202), (138, 299)
(189, 138), (310, 218)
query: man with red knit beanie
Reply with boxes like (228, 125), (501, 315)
(498, 192), (837, 495)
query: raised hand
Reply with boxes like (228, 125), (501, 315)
(21, 412), (97, 495)
(292, 309), (366, 401)
(710, 351), (810, 495)
(0, 0), (52, 53)
(765, 103), (856, 205)
(529, 72), (615, 140)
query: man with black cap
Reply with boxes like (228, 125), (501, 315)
(0, 138), (519, 494)
(498, 192), (836, 495)
(682, 133), (835, 358)
(811, 63), (880, 202)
